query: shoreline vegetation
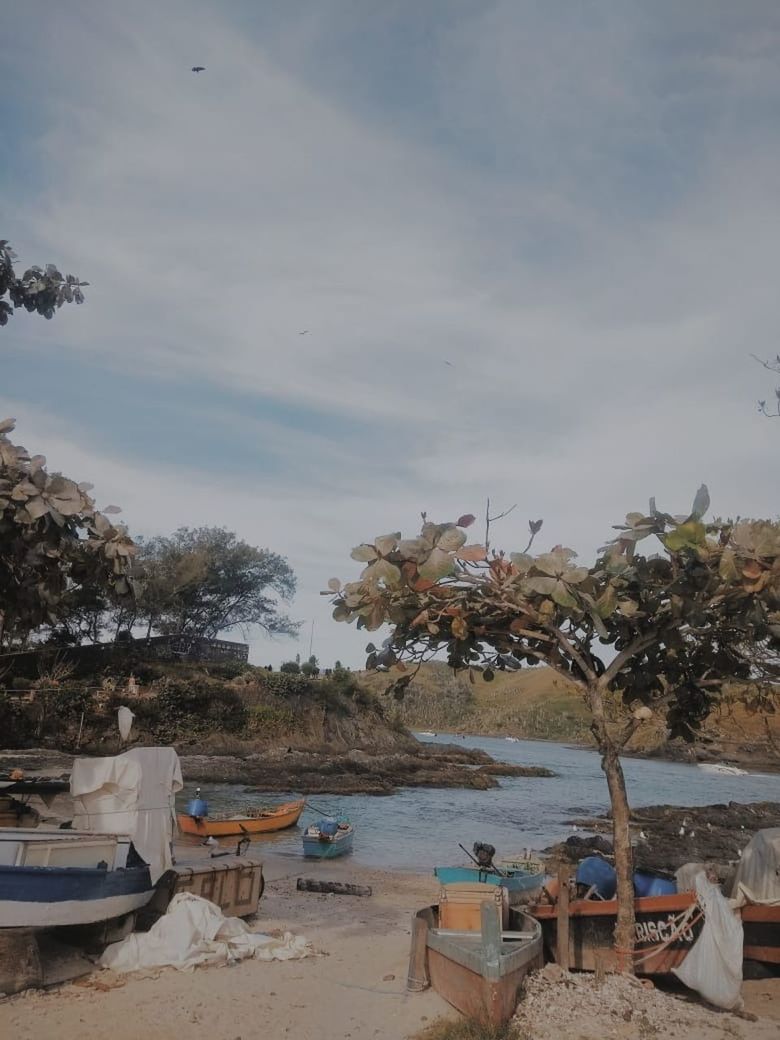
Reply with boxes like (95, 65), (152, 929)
(362, 663), (780, 775)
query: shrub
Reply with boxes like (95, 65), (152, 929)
(280, 660), (300, 674)
(152, 681), (249, 740)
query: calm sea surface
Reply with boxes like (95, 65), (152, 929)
(176, 734), (780, 870)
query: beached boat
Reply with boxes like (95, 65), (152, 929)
(0, 828), (154, 928)
(411, 899), (543, 1025)
(177, 798), (305, 838)
(302, 819), (354, 858)
(434, 863), (544, 899)
(527, 893), (780, 972)
(697, 763), (748, 776)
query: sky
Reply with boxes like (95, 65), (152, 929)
(1, 0), (778, 668)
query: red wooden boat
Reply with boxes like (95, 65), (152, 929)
(523, 894), (779, 974)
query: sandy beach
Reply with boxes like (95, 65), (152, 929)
(1, 851), (778, 1040)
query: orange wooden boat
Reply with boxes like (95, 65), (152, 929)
(177, 799), (305, 838)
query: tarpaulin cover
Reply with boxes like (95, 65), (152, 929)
(99, 893), (312, 972)
(70, 747), (182, 883)
(730, 828), (780, 907)
(673, 873), (743, 1010)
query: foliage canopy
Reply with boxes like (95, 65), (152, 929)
(0, 240), (87, 327)
(0, 418), (135, 647)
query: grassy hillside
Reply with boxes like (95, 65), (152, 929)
(360, 663), (780, 768)
(360, 663), (592, 741)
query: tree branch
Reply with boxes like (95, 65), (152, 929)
(599, 633), (656, 688)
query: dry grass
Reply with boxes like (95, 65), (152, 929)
(412, 1016), (518, 1040)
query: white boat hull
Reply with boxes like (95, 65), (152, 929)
(0, 888), (154, 928)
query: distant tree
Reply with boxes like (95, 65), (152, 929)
(128, 527), (298, 642)
(329, 496), (779, 968)
(300, 654), (319, 678)
(753, 353), (780, 417)
(0, 240), (87, 327)
(334, 659), (343, 670)
(280, 660), (300, 674)
(0, 418), (135, 648)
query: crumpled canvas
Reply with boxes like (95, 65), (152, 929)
(100, 893), (313, 973)
(731, 828), (780, 907)
(673, 873), (743, 1010)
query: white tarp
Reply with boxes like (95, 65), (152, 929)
(117, 706), (135, 742)
(730, 828), (780, 907)
(673, 873), (743, 1010)
(70, 747), (183, 883)
(99, 893), (312, 972)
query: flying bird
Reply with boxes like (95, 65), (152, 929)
(299, 330), (309, 335)
(191, 66), (205, 73)
(444, 360), (454, 367)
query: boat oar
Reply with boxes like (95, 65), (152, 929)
(458, 842), (507, 877)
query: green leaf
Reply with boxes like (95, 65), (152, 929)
(374, 532), (400, 556)
(397, 538), (430, 561)
(510, 553), (533, 575)
(551, 581), (578, 609)
(365, 558), (402, 585)
(596, 584), (618, 618)
(523, 575), (557, 596)
(350, 543), (379, 563)
(663, 520), (706, 552)
(437, 526), (467, 552)
(418, 547), (456, 581)
(565, 567), (589, 585)
(690, 484), (710, 520)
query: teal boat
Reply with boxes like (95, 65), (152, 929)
(302, 819), (354, 859)
(434, 863), (544, 897)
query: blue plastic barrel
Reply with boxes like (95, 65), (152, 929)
(576, 856), (617, 899)
(634, 871), (677, 897)
(187, 798), (208, 818)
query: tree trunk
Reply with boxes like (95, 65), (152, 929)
(588, 684), (635, 972)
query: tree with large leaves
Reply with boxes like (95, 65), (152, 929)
(129, 527), (298, 643)
(328, 493), (780, 969)
(0, 240), (87, 327)
(0, 418), (135, 649)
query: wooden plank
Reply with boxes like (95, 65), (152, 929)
(407, 914), (430, 992)
(296, 878), (372, 896)
(556, 864), (572, 969)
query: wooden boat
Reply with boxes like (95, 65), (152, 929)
(411, 898), (543, 1026)
(0, 828), (154, 928)
(434, 863), (544, 900)
(697, 763), (748, 776)
(526, 893), (780, 973)
(177, 798), (305, 838)
(302, 820), (354, 858)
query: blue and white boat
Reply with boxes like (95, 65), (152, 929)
(0, 828), (155, 928)
(302, 819), (354, 859)
(434, 863), (544, 898)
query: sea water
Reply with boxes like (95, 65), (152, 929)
(176, 734), (780, 870)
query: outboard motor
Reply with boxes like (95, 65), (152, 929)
(473, 842), (497, 869)
(186, 786), (209, 819)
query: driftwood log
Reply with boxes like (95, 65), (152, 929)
(296, 878), (372, 897)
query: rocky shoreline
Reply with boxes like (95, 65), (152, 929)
(553, 799), (780, 876)
(0, 742), (555, 797)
